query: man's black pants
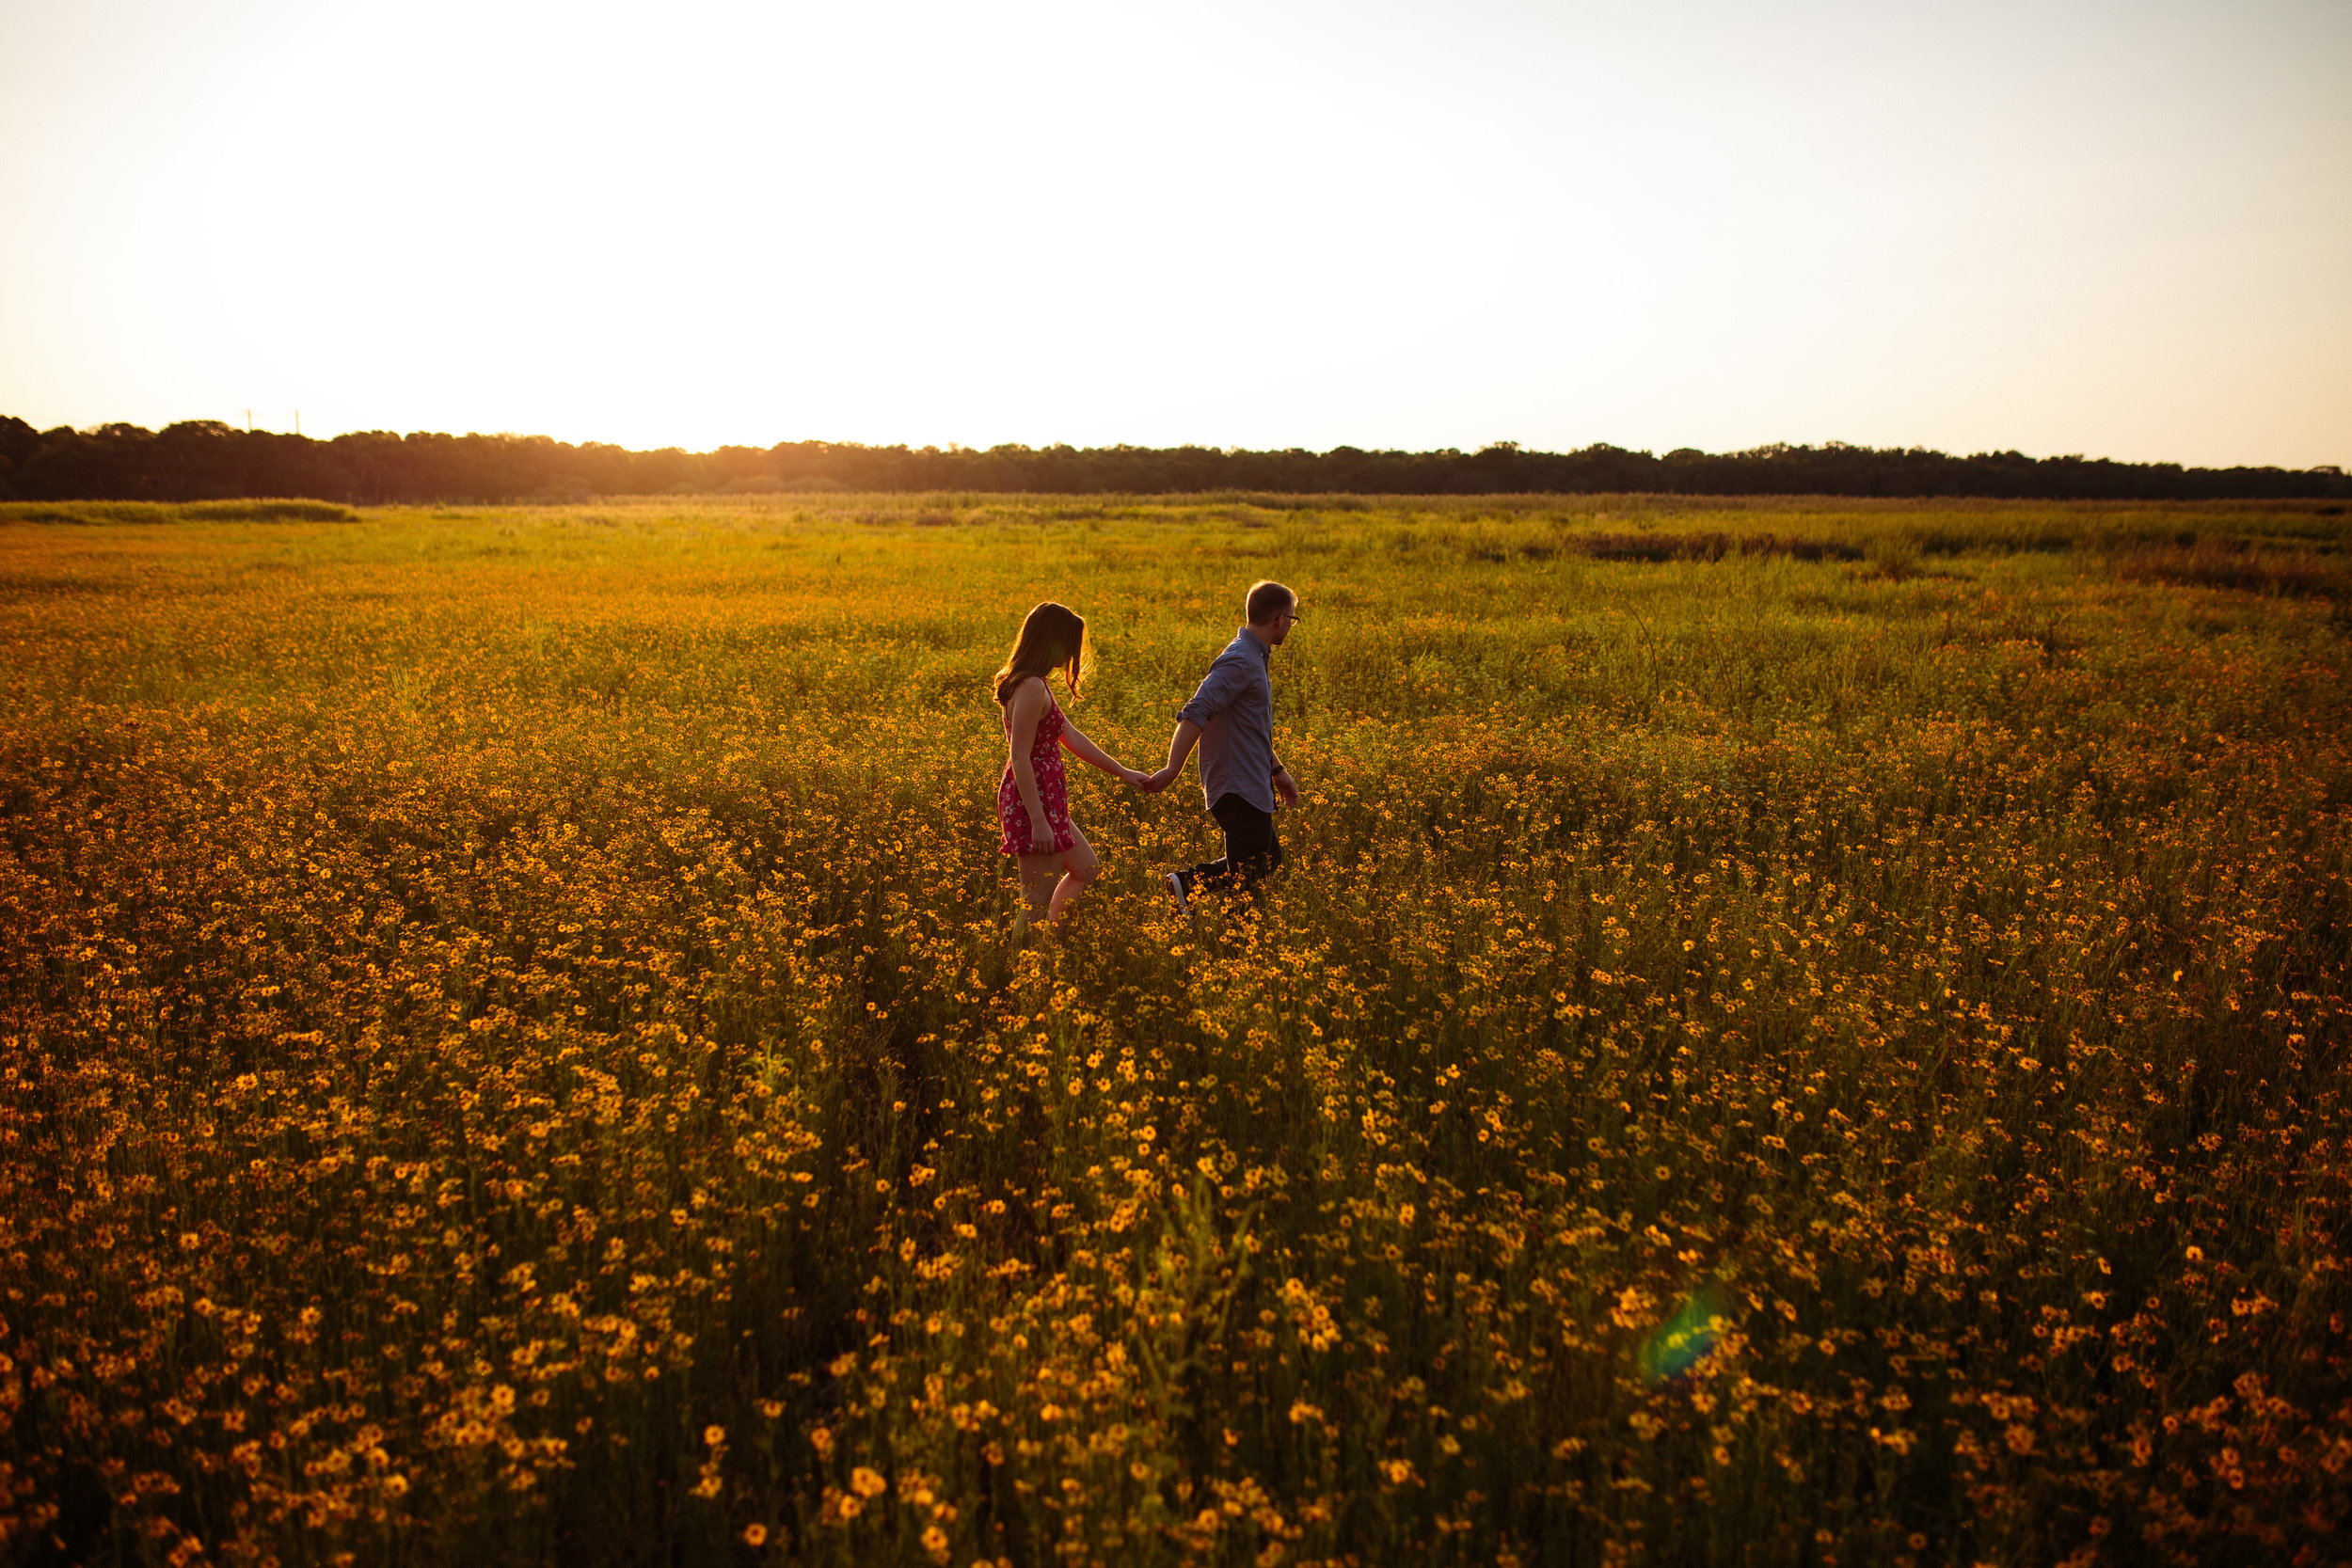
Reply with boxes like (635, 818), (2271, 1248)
(1190, 792), (1283, 895)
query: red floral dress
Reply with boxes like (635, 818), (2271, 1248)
(997, 687), (1077, 856)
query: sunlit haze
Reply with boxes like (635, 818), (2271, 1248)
(3, 0), (2345, 467)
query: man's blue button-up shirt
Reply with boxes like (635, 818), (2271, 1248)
(1177, 628), (1279, 813)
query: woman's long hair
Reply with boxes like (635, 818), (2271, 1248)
(993, 601), (1087, 705)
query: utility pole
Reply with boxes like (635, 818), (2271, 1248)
(294, 410), (301, 436)
(244, 409), (252, 432)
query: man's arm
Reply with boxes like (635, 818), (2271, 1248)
(1147, 655), (1240, 793)
(1144, 721), (1202, 793)
(1271, 754), (1299, 808)
(1175, 655), (1241, 731)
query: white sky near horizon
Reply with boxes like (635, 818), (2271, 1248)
(0, 0), (2344, 467)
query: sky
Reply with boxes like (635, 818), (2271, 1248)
(1, 0), (2345, 467)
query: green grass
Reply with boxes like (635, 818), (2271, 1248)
(0, 499), (363, 527)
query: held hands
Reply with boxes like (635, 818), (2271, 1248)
(1118, 764), (1175, 794)
(1113, 762), (1282, 800)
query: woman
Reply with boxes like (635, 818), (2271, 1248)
(994, 602), (1146, 927)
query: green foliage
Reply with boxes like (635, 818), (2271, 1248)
(3, 410), (2346, 506)
(0, 499), (361, 526)
(1, 497), (2346, 1566)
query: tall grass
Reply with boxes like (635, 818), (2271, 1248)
(0, 499), (360, 527)
(1, 497), (2346, 1566)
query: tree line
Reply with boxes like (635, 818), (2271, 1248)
(3, 416), (2344, 503)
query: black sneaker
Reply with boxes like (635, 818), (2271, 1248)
(1164, 868), (1193, 914)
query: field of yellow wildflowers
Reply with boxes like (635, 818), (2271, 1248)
(2, 493), (2347, 1567)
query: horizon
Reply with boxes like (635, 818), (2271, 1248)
(11, 414), (2344, 475)
(3, 0), (2346, 468)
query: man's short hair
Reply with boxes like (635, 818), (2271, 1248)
(1246, 580), (1295, 625)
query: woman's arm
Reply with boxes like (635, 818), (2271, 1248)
(1058, 721), (1145, 785)
(1004, 682), (1056, 843)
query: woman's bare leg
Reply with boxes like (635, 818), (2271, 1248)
(1016, 853), (1062, 924)
(1045, 829), (1101, 924)
(1016, 829), (1102, 927)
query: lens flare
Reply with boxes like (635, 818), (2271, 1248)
(1641, 1291), (1724, 1385)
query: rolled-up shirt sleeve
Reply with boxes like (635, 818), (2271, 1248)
(1177, 658), (1240, 727)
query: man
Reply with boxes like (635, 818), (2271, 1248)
(1145, 579), (1302, 910)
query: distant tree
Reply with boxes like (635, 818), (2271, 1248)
(0, 415), (2343, 504)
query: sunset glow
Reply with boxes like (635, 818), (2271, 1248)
(2, 0), (2345, 465)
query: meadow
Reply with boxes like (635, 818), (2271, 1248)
(1, 492), (2347, 1568)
